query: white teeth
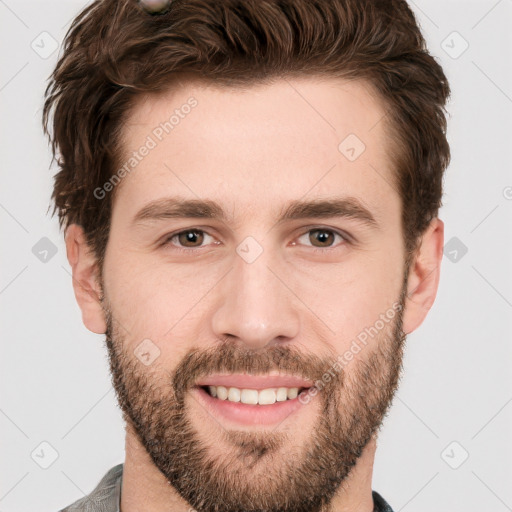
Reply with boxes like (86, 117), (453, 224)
(216, 386), (228, 400)
(227, 387), (241, 402)
(240, 389), (258, 404)
(287, 387), (298, 400)
(205, 385), (303, 405)
(276, 387), (288, 402)
(258, 388), (276, 405)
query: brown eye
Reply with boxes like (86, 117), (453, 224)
(309, 229), (336, 247)
(176, 230), (204, 247)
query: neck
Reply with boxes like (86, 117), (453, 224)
(120, 424), (377, 512)
(322, 435), (376, 512)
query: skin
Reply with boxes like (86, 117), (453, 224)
(65, 77), (444, 511)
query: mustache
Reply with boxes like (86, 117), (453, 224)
(171, 338), (344, 403)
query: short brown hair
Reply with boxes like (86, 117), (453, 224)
(43, 0), (451, 271)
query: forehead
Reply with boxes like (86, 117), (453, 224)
(114, 76), (398, 227)
(125, 76), (388, 149)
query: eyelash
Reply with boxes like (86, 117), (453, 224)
(161, 227), (350, 255)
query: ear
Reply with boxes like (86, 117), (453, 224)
(65, 224), (107, 334)
(402, 218), (444, 335)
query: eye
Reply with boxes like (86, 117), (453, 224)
(161, 227), (350, 255)
(294, 228), (349, 251)
(164, 229), (218, 251)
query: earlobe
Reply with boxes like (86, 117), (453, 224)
(402, 218), (444, 335)
(65, 224), (107, 334)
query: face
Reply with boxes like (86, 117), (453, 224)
(77, 77), (432, 512)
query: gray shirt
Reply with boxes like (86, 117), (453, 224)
(58, 464), (395, 512)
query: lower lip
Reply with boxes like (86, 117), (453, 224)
(191, 386), (313, 427)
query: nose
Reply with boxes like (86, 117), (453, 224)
(211, 246), (300, 351)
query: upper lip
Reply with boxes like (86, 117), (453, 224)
(195, 373), (314, 390)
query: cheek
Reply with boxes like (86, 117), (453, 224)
(103, 262), (206, 372)
(102, 253), (224, 341)
(297, 248), (404, 349)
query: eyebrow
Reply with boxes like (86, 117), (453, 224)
(131, 196), (379, 229)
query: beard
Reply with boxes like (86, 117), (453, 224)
(102, 276), (408, 512)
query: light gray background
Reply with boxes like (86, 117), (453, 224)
(1, 1), (511, 511)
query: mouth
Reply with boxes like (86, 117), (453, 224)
(190, 374), (316, 427)
(198, 384), (311, 405)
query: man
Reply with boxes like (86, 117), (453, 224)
(43, 0), (450, 510)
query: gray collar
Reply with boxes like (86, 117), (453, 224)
(114, 469), (122, 512)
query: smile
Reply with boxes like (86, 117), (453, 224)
(202, 385), (309, 405)
(191, 373), (316, 426)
